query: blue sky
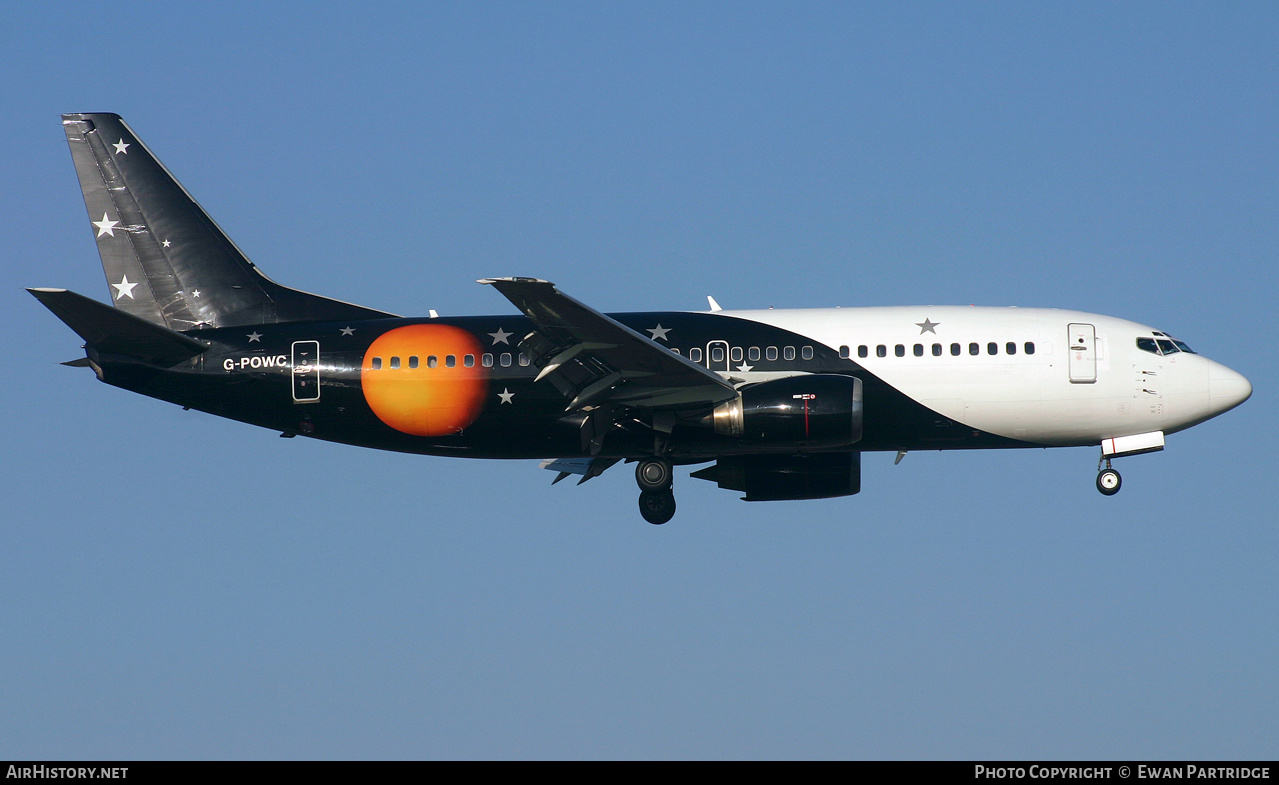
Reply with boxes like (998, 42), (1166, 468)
(1, 2), (1275, 760)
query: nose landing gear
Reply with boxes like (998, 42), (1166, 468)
(636, 458), (676, 524)
(1096, 455), (1122, 496)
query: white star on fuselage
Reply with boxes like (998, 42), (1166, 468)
(113, 139), (130, 154)
(247, 331), (262, 343)
(112, 275), (138, 300)
(191, 290), (201, 298)
(489, 327), (512, 345)
(646, 324), (671, 341)
(93, 213), (120, 238)
(340, 326), (355, 336)
(736, 363), (754, 372)
(498, 388), (515, 404)
(162, 239), (171, 248)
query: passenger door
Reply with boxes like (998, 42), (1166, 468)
(1067, 323), (1096, 384)
(291, 340), (321, 402)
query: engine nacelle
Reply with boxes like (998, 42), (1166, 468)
(712, 374), (863, 449)
(690, 452), (861, 501)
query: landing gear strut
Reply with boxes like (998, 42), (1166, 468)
(1096, 456), (1122, 496)
(636, 458), (676, 524)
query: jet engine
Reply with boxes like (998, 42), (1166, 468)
(690, 452), (861, 501)
(711, 374), (863, 449)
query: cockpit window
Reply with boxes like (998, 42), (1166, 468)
(1137, 334), (1197, 356)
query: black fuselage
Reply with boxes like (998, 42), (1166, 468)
(96, 310), (1020, 464)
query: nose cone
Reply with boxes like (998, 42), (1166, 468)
(1208, 360), (1252, 415)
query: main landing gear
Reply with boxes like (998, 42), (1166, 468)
(636, 457), (676, 524)
(1096, 455), (1122, 496)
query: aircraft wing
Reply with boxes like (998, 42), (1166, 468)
(540, 456), (620, 485)
(479, 277), (738, 410)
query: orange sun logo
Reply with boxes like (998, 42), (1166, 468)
(361, 324), (488, 436)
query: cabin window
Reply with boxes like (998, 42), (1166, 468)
(748, 347), (760, 361)
(969, 343), (979, 356)
(690, 347), (703, 363)
(500, 353), (512, 367)
(444, 355), (455, 368)
(409, 356), (419, 369)
(710, 345), (725, 363)
(858, 345), (868, 358)
(731, 347), (743, 362)
(839, 345), (850, 359)
(895, 344), (905, 357)
(766, 347), (778, 361)
(1024, 342), (1035, 355)
(371, 357), (382, 370)
(428, 355), (438, 368)
(932, 343), (942, 357)
(801, 346), (814, 360)
(482, 354), (494, 367)
(390, 356), (401, 369)
(784, 346), (796, 361)
(464, 354), (475, 367)
(671, 348), (680, 355)
(988, 342), (998, 355)
(518, 353), (530, 366)
(951, 343), (961, 356)
(877, 345), (887, 358)
(913, 344), (923, 357)
(1006, 342), (1017, 355)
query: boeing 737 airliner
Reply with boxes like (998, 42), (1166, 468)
(31, 114), (1252, 523)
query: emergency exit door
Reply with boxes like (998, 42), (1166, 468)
(706, 340), (730, 373)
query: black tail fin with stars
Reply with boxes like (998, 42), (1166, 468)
(60, 113), (395, 331)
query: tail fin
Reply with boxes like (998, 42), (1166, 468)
(61, 113), (395, 330)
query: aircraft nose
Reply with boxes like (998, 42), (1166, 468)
(1208, 360), (1252, 415)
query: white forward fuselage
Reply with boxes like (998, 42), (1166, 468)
(714, 305), (1251, 448)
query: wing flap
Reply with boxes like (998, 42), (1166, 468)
(540, 456), (621, 485)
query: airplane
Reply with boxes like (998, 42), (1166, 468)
(31, 113), (1252, 524)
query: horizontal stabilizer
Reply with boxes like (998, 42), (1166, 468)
(28, 288), (207, 364)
